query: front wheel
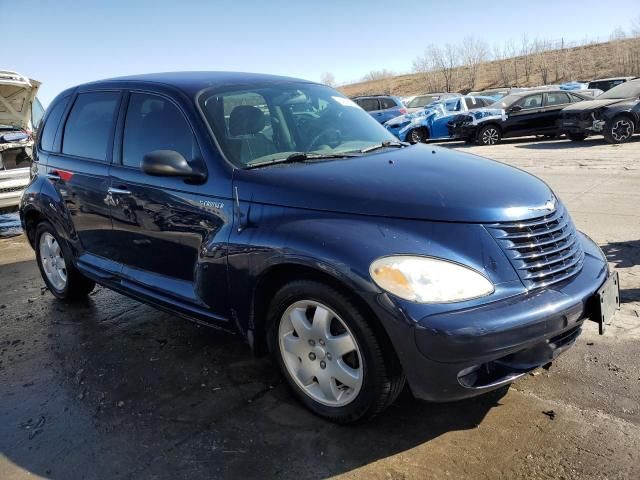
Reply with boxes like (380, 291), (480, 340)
(604, 116), (635, 144)
(35, 222), (95, 301)
(477, 125), (502, 145)
(267, 280), (405, 423)
(407, 127), (428, 144)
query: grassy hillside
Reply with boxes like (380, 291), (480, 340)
(339, 37), (640, 97)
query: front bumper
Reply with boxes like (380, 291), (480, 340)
(448, 122), (477, 140)
(372, 233), (608, 402)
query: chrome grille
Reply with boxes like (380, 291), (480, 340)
(485, 203), (584, 289)
(0, 186), (23, 194)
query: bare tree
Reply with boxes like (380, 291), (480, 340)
(320, 72), (336, 87)
(533, 38), (552, 84)
(493, 43), (511, 86)
(412, 51), (438, 92)
(520, 35), (534, 83)
(428, 44), (459, 92)
(632, 16), (640, 36)
(610, 26), (627, 41)
(459, 36), (488, 90)
(504, 39), (519, 85)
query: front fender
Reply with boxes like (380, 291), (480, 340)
(227, 203), (525, 338)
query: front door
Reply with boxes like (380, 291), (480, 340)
(108, 91), (231, 319)
(503, 93), (544, 137)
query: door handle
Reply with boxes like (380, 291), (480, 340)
(108, 187), (132, 195)
(46, 173), (61, 181)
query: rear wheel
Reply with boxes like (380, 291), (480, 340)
(604, 116), (634, 144)
(477, 125), (502, 145)
(568, 133), (587, 141)
(267, 280), (405, 423)
(407, 127), (427, 144)
(35, 222), (95, 301)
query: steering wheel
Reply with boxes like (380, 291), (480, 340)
(307, 127), (342, 151)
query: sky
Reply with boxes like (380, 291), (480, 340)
(4, 0), (639, 106)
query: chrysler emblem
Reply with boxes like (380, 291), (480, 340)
(530, 197), (556, 212)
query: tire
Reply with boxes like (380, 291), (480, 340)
(407, 127), (427, 144)
(476, 124), (502, 145)
(604, 116), (635, 144)
(267, 280), (405, 423)
(568, 133), (587, 141)
(34, 221), (95, 301)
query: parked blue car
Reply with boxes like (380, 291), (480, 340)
(20, 72), (618, 423)
(352, 95), (407, 124)
(385, 95), (496, 143)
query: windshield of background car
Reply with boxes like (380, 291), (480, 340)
(599, 81), (640, 100)
(199, 83), (397, 168)
(407, 95), (441, 108)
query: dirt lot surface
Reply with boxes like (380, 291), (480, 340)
(1, 136), (639, 480)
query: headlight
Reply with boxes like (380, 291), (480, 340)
(369, 256), (494, 303)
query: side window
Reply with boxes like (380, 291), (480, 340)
(515, 94), (543, 110)
(546, 92), (571, 107)
(62, 92), (119, 161)
(379, 97), (397, 110)
(464, 97), (486, 110)
(39, 96), (70, 152)
(356, 98), (379, 112)
(31, 98), (45, 131)
(122, 93), (197, 168)
(569, 93), (585, 102)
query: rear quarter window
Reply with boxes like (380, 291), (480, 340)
(39, 96), (70, 152)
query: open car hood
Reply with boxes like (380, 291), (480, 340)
(0, 71), (41, 130)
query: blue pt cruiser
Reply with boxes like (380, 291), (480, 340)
(20, 72), (619, 423)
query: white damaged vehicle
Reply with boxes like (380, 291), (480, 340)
(0, 71), (43, 211)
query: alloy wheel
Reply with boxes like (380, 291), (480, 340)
(39, 232), (67, 291)
(611, 119), (633, 142)
(482, 128), (499, 145)
(278, 300), (363, 407)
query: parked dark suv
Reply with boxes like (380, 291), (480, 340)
(21, 72), (618, 423)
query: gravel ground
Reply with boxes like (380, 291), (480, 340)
(0, 135), (638, 480)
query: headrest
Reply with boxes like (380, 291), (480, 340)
(229, 105), (265, 136)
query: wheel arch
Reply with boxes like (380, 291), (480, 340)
(249, 261), (395, 359)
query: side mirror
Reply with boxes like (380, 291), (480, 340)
(142, 150), (205, 180)
(509, 105), (523, 113)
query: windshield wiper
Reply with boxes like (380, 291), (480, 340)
(245, 152), (360, 169)
(359, 140), (408, 154)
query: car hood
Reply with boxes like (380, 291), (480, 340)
(234, 144), (555, 223)
(562, 98), (631, 112)
(0, 71), (41, 130)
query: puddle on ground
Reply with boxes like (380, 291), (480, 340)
(0, 211), (22, 238)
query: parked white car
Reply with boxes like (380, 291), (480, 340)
(0, 70), (43, 211)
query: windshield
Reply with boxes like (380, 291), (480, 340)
(407, 95), (441, 108)
(599, 81), (640, 99)
(199, 83), (397, 168)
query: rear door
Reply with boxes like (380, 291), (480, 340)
(44, 90), (122, 272)
(503, 93), (544, 137)
(540, 92), (573, 133)
(355, 97), (385, 123)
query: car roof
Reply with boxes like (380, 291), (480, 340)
(79, 71), (316, 96)
(589, 76), (636, 82)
